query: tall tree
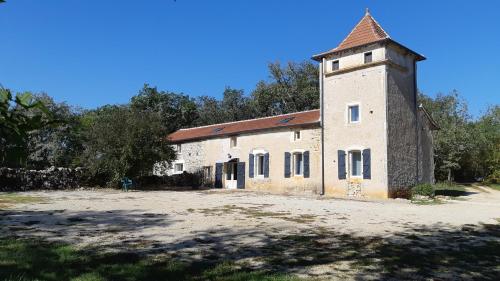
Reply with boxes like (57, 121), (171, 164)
(251, 61), (319, 116)
(0, 88), (55, 167)
(419, 90), (473, 181)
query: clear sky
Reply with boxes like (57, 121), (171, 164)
(1, 0), (499, 117)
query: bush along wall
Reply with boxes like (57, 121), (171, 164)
(0, 167), (87, 191)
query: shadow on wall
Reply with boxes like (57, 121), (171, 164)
(0, 208), (498, 280)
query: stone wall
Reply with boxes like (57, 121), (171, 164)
(0, 167), (86, 191)
(386, 54), (418, 192)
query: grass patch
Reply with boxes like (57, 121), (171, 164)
(0, 193), (46, 209)
(411, 198), (443, 205)
(485, 183), (500, 191)
(0, 237), (302, 281)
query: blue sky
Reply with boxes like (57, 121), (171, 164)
(1, 0), (499, 117)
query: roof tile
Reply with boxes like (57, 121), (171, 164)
(168, 110), (320, 142)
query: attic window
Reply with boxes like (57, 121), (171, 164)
(364, 52), (372, 63)
(279, 117), (295, 124)
(212, 127), (224, 133)
(332, 60), (339, 71)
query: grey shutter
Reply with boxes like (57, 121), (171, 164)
(338, 150), (346, 179)
(363, 149), (371, 179)
(264, 153), (270, 178)
(284, 152), (291, 178)
(303, 151), (310, 178)
(215, 163), (223, 188)
(248, 154), (254, 178)
(237, 162), (245, 189)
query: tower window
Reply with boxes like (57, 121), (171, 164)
(332, 60), (339, 71)
(364, 52), (372, 63)
(176, 144), (182, 153)
(348, 105), (360, 123)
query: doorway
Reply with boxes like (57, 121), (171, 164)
(225, 160), (238, 189)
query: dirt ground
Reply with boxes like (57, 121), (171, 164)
(1, 187), (499, 280)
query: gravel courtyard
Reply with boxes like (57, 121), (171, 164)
(1, 188), (499, 280)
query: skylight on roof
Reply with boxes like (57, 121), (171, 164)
(212, 127), (224, 133)
(278, 117), (295, 124)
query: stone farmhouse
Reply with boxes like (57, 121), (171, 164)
(161, 10), (439, 199)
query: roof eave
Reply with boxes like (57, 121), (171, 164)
(168, 121), (321, 143)
(312, 38), (426, 62)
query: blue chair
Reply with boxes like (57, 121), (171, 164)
(121, 177), (133, 192)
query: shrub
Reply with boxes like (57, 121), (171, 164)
(412, 183), (435, 198)
(485, 170), (500, 184)
(388, 187), (412, 199)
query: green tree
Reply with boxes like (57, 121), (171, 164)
(251, 61), (319, 116)
(0, 87), (55, 167)
(79, 104), (174, 185)
(25, 93), (84, 169)
(419, 90), (473, 181)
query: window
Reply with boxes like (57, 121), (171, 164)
(174, 163), (184, 173)
(332, 60), (339, 71)
(176, 144), (182, 153)
(230, 136), (237, 148)
(364, 52), (372, 63)
(256, 154), (265, 176)
(293, 152), (303, 176)
(294, 131), (301, 141)
(348, 105), (360, 123)
(349, 151), (362, 177)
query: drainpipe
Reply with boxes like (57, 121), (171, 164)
(320, 58), (325, 195)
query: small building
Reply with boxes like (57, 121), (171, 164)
(160, 10), (438, 199)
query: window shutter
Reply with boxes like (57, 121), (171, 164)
(215, 163), (223, 188)
(248, 154), (254, 178)
(237, 162), (245, 189)
(303, 151), (310, 178)
(284, 152), (291, 178)
(338, 150), (346, 180)
(264, 153), (270, 178)
(363, 149), (371, 179)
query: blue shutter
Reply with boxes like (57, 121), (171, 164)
(264, 153), (270, 178)
(284, 152), (291, 178)
(237, 162), (245, 189)
(338, 150), (346, 180)
(215, 163), (223, 188)
(363, 149), (371, 179)
(248, 154), (254, 178)
(303, 151), (310, 178)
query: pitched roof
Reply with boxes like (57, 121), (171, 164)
(312, 9), (424, 61)
(168, 110), (320, 142)
(334, 9), (390, 52)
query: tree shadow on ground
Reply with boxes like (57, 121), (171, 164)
(0, 208), (178, 246)
(1, 209), (499, 280)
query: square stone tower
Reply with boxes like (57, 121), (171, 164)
(313, 10), (426, 198)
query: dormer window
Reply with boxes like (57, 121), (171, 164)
(332, 60), (339, 71)
(364, 52), (372, 63)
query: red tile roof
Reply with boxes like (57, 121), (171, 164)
(312, 10), (424, 61)
(168, 110), (320, 142)
(334, 10), (389, 52)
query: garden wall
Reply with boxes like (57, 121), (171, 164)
(0, 167), (86, 191)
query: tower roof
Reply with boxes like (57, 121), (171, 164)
(312, 9), (425, 61)
(334, 9), (390, 51)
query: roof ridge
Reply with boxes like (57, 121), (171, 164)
(177, 109), (320, 131)
(368, 13), (390, 39)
